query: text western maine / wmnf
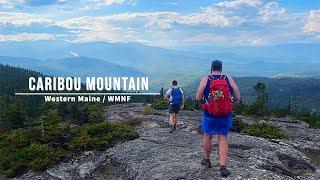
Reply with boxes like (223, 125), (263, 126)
(28, 77), (150, 103)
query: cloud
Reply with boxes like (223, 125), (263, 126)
(47, 1), (304, 46)
(182, 34), (228, 44)
(0, 0), (23, 8)
(0, 12), (53, 26)
(56, 16), (125, 42)
(0, 0), (67, 8)
(85, 0), (137, 9)
(215, 0), (262, 8)
(24, 0), (68, 6)
(257, 1), (286, 22)
(303, 9), (320, 34)
(0, 0), (316, 46)
(0, 33), (55, 41)
(89, 0), (124, 7)
(235, 37), (266, 46)
(69, 50), (79, 57)
(100, 0), (287, 29)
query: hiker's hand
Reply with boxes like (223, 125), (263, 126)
(180, 105), (184, 110)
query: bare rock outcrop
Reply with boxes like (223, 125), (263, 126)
(11, 103), (320, 179)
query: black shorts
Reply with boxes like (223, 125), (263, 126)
(169, 104), (180, 114)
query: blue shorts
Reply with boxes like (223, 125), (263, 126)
(201, 113), (233, 135)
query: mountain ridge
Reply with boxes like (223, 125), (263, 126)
(0, 41), (319, 76)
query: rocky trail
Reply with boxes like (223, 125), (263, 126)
(13, 103), (320, 180)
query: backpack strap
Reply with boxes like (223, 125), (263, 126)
(207, 75), (213, 80)
(219, 75), (226, 80)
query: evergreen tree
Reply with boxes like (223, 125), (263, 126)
(160, 86), (164, 97)
(249, 82), (268, 116)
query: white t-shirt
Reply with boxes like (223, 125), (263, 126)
(166, 87), (184, 102)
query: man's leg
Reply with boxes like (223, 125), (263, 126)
(201, 133), (213, 168)
(174, 113), (178, 129)
(169, 113), (175, 133)
(169, 113), (174, 126)
(218, 135), (230, 177)
(218, 135), (228, 166)
(204, 133), (213, 159)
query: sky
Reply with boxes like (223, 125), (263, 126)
(0, 0), (320, 48)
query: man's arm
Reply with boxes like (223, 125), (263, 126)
(164, 89), (170, 101)
(164, 93), (169, 100)
(228, 76), (241, 100)
(195, 77), (207, 101)
(180, 91), (185, 109)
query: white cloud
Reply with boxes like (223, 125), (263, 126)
(0, 0), (15, 8)
(182, 34), (228, 44)
(235, 37), (266, 46)
(0, 12), (53, 26)
(0, 0), (25, 9)
(91, 0), (124, 6)
(86, 0), (138, 9)
(179, 11), (243, 27)
(56, 16), (129, 42)
(303, 9), (320, 34)
(0, 0), (68, 8)
(216, 0), (262, 9)
(0, 0), (315, 46)
(257, 1), (286, 22)
(69, 50), (79, 57)
(0, 33), (55, 41)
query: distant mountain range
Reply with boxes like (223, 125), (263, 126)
(273, 71), (320, 79)
(0, 41), (319, 77)
(0, 56), (144, 78)
(178, 43), (320, 63)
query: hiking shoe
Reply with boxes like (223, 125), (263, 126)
(200, 158), (212, 168)
(220, 166), (230, 177)
(169, 125), (174, 133)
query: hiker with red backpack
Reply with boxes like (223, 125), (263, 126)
(196, 60), (241, 177)
(164, 80), (184, 133)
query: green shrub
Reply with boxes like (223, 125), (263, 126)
(143, 105), (163, 116)
(231, 118), (248, 133)
(0, 128), (42, 154)
(68, 122), (139, 150)
(0, 121), (139, 177)
(121, 118), (143, 127)
(88, 104), (104, 123)
(43, 123), (72, 144)
(42, 109), (62, 126)
(0, 143), (66, 177)
(152, 99), (168, 110)
(242, 123), (288, 139)
(184, 98), (200, 111)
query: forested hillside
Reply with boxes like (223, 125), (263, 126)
(0, 65), (139, 177)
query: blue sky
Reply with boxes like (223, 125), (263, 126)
(0, 0), (319, 48)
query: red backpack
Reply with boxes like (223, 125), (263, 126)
(201, 75), (233, 117)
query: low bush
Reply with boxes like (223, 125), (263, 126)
(152, 99), (168, 110)
(0, 121), (139, 177)
(68, 122), (138, 150)
(242, 123), (288, 139)
(0, 143), (66, 177)
(143, 105), (163, 116)
(121, 118), (143, 127)
(231, 118), (248, 133)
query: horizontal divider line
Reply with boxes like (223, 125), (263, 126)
(15, 93), (160, 95)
